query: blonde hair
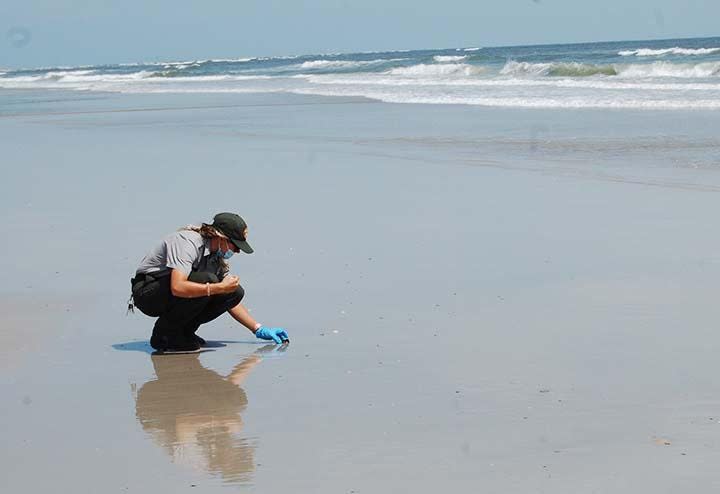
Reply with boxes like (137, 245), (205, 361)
(179, 223), (230, 277)
(181, 223), (227, 239)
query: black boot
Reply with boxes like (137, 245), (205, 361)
(150, 324), (169, 351)
(165, 336), (201, 352)
(151, 322), (200, 352)
(184, 323), (205, 346)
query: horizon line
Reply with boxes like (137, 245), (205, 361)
(3, 33), (719, 72)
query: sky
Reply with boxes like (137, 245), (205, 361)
(1, 0), (719, 68)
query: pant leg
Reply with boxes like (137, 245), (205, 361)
(147, 271), (243, 349)
(151, 271), (218, 348)
(186, 285), (245, 337)
(132, 275), (170, 317)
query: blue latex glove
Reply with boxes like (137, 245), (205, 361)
(255, 326), (289, 344)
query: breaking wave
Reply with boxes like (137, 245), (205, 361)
(501, 60), (720, 78)
(501, 61), (617, 77)
(387, 63), (486, 77)
(617, 61), (720, 78)
(3, 70), (147, 84)
(619, 47), (720, 57)
(3, 38), (720, 110)
(297, 59), (395, 70)
(433, 55), (467, 62)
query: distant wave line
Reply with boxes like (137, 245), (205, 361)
(619, 47), (720, 57)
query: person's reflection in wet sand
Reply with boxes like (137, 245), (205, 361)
(135, 345), (282, 483)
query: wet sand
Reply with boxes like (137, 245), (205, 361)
(2, 90), (720, 492)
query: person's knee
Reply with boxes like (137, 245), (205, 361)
(188, 271), (219, 284)
(218, 285), (244, 311)
(232, 285), (245, 304)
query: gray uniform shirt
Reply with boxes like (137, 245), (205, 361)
(136, 230), (222, 278)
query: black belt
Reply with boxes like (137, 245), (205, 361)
(132, 271), (169, 284)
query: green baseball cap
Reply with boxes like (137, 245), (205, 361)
(211, 212), (253, 254)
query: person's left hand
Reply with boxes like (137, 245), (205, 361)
(255, 326), (289, 344)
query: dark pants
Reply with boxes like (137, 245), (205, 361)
(131, 271), (244, 349)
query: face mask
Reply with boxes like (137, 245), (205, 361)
(217, 240), (234, 260)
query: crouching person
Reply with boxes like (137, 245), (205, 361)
(130, 212), (289, 352)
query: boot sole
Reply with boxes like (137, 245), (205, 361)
(152, 348), (213, 355)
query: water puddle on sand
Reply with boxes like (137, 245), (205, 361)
(133, 343), (287, 484)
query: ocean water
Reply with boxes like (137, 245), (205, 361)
(2, 36), (720, 110)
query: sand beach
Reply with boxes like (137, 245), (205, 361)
(2, 88), (720, 492)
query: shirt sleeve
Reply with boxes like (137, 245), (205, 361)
(164, 236), (198, 275)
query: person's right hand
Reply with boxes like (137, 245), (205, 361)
(255, 326), (289, 344)
(218, 275), (240, 294)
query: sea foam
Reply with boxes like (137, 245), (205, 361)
(3, 38), (720, 110)
(500, 60), (720, 78)
(433, 55), (467, 62)
(297, 59), (392, 70)
(619, 47), (720, 57)
(617, 61), (720, 78)
(293, 85), (720, 109)
(387, 63), (485, 77)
